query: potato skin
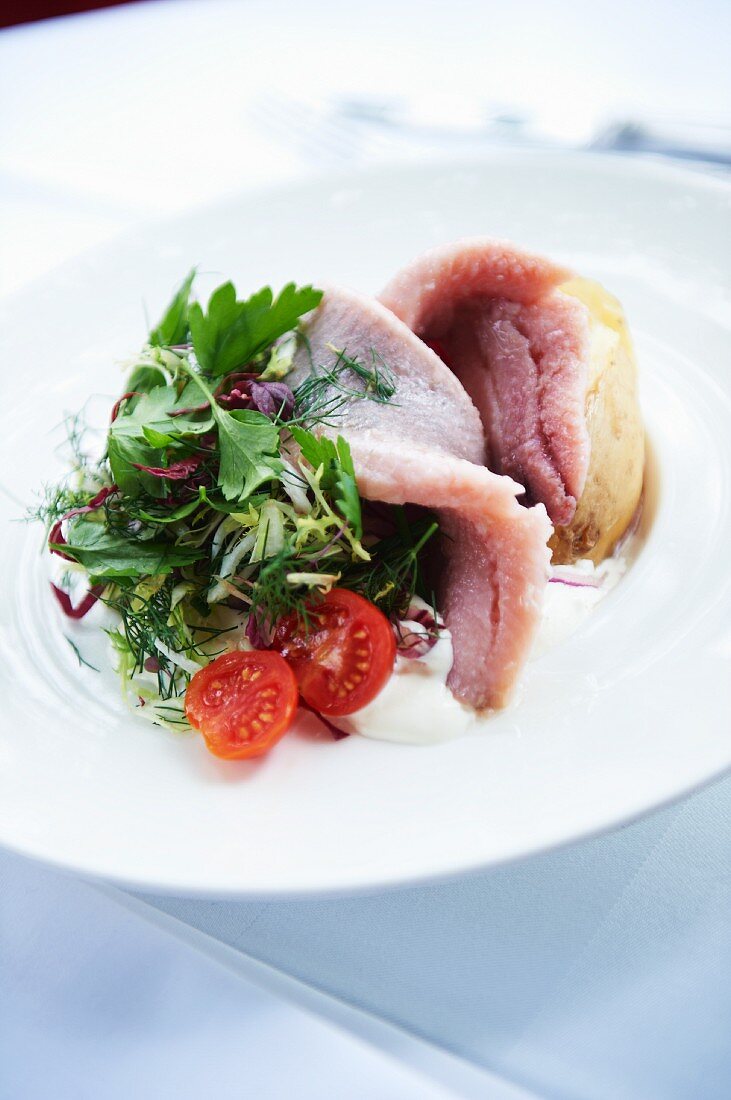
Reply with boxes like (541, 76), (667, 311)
(549, 278), (644, 564)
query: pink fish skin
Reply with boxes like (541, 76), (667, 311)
(379, 238), (591, 527)
(292, 287), (552, 711)
(346, 431), (551, 711)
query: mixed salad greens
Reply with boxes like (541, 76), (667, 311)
(35, 272), (440, 757)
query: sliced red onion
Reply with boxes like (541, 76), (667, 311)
(548, 577), (600, 589)
(549, 566), (603, 590)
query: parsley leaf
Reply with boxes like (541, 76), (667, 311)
(214, 407), (281, 502)
(174, 364), (282, 503)
(53, 519), (204, 578)
(290, 427), (362, 538)
(189, 281), (322, 377)
(149, 269), (196, 347)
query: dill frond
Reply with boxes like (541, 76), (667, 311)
(291, 345), (398, 428)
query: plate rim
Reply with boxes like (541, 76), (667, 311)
(3, 755), (729, 900)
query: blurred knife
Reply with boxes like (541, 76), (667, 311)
(590, 118), (731, 167)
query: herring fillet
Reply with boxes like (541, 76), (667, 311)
(291, 288), (552, 710)
(346, 432), (551, 710)
(289, 284), (485, 464)
(379, 238), (591, 527)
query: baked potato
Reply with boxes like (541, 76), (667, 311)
(550, 278), (644, 564)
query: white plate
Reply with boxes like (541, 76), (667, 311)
(1, 152), (730, 897)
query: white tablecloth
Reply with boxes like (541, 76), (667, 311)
(2, 848), (497, 1100)
(144, 776), (731, 1099)
(1, 3), (730, 1097)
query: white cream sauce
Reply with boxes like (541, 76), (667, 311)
(340, 558), (627, 745)
(331, 603), (474, 744)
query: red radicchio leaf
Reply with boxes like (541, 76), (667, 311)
(248, 382), (295, 420)
(48, 485), (119, 560)
(131, 455), (202, 480)
(216, 374), (295, 420)
(50, 582), (104, 620)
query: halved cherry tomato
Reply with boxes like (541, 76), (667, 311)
(185, 650), (298, 760)
(271, 588), (396, 717)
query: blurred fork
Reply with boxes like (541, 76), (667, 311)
(248, 93), (731, 173)
(247, 93), (545, 169)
